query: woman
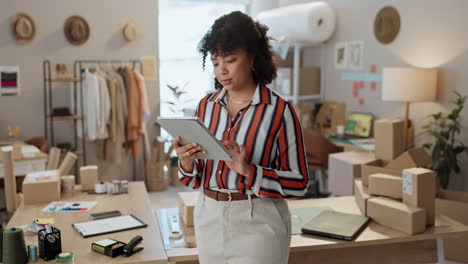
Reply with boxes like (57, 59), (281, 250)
(173, 11), (308, 264)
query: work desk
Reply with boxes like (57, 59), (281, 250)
(157, 194), (468, 264)
(7, 182), (168, 264)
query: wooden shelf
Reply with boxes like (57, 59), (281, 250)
(59, 150), (82, 156)
(47, 77), (82, 82)
(51, 115), (82, 120)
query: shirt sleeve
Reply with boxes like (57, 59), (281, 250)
(178, 159), (201, 189)
(244, 102), (309, 198)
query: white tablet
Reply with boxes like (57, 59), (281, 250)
(157, 117), (232, 161)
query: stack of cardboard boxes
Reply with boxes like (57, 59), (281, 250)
(354, 119), (436, 235)
(178, 192), (198, 248)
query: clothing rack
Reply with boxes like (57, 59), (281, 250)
(73, 59), (147, 182)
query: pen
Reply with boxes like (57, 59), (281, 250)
(60, 207), (88, 211)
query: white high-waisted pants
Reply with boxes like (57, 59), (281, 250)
(194, 190), (292, 264)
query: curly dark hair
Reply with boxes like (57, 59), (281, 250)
(198, 11), (277, 89)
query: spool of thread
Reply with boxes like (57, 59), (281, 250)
(28, 244), (37, 262)
(47, 147), (61, 170)
(60, 175), (76, 193)
(3, 228), (28, 264)
(56, 252), (74, 264)
(94, 182), (106, 194)
(58, 152), (77, 176)
(1, 146), (18, 213)
(112, 180), (122, 193)
(106, 182), (115, 194)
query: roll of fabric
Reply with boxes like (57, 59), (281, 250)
(1, 146), (18, 213)
(256, 1), (336, 44)
(58, 152), (77, 176)
(47, 147), (61, 170)
(3, 228), (28, 264)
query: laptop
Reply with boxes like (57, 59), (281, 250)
(342, 112), (373, 139)
(301, 210), (370, 241)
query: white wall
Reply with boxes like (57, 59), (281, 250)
(277, 0), (468, 191)
(0, 0), (159, 181)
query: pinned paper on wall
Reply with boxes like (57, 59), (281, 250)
(0, 66), (20, 96)
(342, 65), (381, 107)
(348, 41), (364, 70)
(334, 42), (348, 69)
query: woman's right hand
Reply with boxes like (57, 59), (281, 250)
(173, 136), (206, 173)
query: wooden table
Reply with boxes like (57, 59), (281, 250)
(157, 194), (468, 264)
(7, 182), (168, 264)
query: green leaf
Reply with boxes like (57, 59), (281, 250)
(437, 163), (450, 189)
(423, 143), (432, 150)
(454, 146), (465, 154)
(432, 140), (441, 163)
(446, 147), (456, 171)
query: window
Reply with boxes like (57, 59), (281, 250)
(158, 0), (247, 117)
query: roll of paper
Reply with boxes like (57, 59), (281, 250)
(60, 175), (76, 193)
(47, 147), (61, 170)
(58, 152), (77, 176)
(256, 1), (336, 44)
(3, 228), (28, 264)
(1, 146), (17, 213)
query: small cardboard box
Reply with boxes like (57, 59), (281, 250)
(329, 151), (377, 195)
(23, 170), (61, 204)
(178, 191), (199, 227)
(315, 101), (346, 137)
(361, 159), (402, 186)
(182, 224), (196, 248)
(80, 165), (98, 191)
(275, 67), (321, 96)
(385, 147), (432, 170)
(402, 168), (436, 226)
(374, 119), (405, 161)
(354, 178), (375, 215)
(368, 173), (402, 199)
(367, 197), (426, 235)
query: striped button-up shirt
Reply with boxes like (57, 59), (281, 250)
(178, 84), (309, 198)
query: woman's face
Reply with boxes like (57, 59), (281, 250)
(211, 48), (254, 91)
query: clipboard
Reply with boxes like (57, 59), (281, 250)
(72, 214), (147, 238)
(157, 117), (232, 161)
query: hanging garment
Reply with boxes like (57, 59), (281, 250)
(77, 69), (100, 141)
(124, 67), (141, 157)
(96, 71), (111, 140)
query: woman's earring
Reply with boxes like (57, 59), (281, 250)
(251, 63), (255, 72)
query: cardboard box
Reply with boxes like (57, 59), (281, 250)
(368, 173), (402, 199)
(329, 151), (377, 195)
(178, 191), (199, 227)
(275, 51), (298, 68)
(361, 159), (402, 186)
(315, 101), (346, 137)
(374, 119), (405, 161)
(385, 147), (432, 170)
(23, 170), (61, 204)
(182, 224), (196, 248)
(354, 178), (375, 215)
(79, 165), (98, 191)
(275, 67), (321, 96)
(402, 168), (436, 226)
(367, 197), (426, 235)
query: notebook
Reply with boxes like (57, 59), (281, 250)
(301, 210), (370, 241)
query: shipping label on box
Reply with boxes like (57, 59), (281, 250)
(402, 168), (436, 226)
(402, 170), (413, 195)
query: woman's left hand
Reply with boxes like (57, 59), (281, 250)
(221, 140), (250, 178)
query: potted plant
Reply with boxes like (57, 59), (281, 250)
(421, 91), (468, 189)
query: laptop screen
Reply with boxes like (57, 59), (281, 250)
(345, 113), (373, 137)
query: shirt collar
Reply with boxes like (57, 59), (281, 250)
(209, 84), (271, 105)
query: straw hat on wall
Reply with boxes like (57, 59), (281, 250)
(10, 13), (36, 44)
(374, 6), (401, 44)
(64, 15), (90, 46)
(120, 18), (142, 45)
